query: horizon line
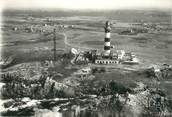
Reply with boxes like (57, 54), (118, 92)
(2, 7), (172, 11)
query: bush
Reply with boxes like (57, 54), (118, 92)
(109, 81), (131, 94)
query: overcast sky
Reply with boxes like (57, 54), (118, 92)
(2, 0), (172, 10)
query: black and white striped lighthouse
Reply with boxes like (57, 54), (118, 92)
(104, 21), (111, 56)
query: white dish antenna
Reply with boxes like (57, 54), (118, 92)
(71, 48), (78, 55)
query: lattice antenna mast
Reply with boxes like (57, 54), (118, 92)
(53, 29), (56, 61)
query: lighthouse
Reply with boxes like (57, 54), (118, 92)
(104, 21), (111, 57)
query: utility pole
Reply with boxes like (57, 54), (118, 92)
(53, 29), (56, 61)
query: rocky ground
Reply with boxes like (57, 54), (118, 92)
(1, 55), (172, 116)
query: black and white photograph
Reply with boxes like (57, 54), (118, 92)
(0, 0), (172, 116)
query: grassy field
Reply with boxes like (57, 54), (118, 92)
(1, 9), (172, 75)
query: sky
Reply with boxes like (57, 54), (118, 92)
(1, 0), (172, 10)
